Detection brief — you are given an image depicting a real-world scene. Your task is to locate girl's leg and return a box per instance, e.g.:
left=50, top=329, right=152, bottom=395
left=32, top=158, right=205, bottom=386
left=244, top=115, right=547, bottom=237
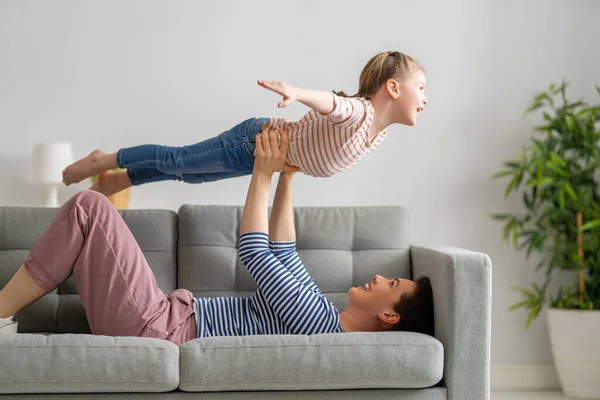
left=63, top=136, right=241, bottom=187
left=90, top=166, right=252, bottom=197
left=116, top=134, right=255, bottom=180
left=63, top=150, right=119, bottom=185
left=64, top=117, right=268, bottom=192
left=0, top=191, right=195, bottom=344
left=64, top=118, right=267, bottom=187
left=63, top=134, right=237, bottom=187
left=116, top=118, right=263, bottom=185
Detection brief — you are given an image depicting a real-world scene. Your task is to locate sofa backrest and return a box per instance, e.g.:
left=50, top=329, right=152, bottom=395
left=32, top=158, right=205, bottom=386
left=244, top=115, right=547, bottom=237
left=0, top=205, right=411, bottom=333
left=0, top=207, right=178, bottom=334
left=177, top=205, right=411, bottom=312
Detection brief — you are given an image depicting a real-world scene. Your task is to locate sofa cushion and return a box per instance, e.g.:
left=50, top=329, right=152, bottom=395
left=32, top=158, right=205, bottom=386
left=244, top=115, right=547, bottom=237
left=0, top=334, right=179, bottom=393
left=179, top=331, right=443, bottom=392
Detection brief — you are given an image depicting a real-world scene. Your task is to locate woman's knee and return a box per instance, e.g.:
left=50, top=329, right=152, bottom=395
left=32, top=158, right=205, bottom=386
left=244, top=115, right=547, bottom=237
left=71, top=190, right=113, bottom=212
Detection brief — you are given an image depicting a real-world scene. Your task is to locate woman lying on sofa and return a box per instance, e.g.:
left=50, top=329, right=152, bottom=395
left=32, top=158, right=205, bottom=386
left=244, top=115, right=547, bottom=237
left=0, top=129, right=434, bottom=343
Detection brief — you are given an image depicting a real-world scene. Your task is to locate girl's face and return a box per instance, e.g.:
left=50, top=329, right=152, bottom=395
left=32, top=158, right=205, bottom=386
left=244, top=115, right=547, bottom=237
left=391, top=68, right=428, bottom=126
left=347, top=274, right=417, bottom=324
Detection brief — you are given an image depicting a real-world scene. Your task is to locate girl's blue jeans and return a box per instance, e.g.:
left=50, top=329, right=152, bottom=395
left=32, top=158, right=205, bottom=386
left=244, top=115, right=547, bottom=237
left=116, top=118, right=269, bottom=185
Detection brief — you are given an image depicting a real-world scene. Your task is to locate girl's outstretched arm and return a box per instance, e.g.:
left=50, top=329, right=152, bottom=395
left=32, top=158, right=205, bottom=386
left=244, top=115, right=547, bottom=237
left=258, top=80, right=334, bottom=115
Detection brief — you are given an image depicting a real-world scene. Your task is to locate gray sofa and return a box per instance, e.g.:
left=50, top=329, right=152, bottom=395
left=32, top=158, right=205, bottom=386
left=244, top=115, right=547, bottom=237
left=0, top=205, right=491, bottom=399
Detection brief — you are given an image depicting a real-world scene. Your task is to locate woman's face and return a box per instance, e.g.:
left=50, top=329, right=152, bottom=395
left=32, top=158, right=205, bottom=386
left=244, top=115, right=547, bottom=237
left=347, top=274, right=417, bottom=318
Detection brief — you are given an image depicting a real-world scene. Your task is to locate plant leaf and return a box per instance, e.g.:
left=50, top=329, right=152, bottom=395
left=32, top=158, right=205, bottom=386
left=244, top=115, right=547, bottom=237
left=579, top=220, right=600, bottom=232
left=509, top=300, right=531, bottom=311
left=492, top=170, right=514, bottom=180
left=564, top=182, right=577, bottom=200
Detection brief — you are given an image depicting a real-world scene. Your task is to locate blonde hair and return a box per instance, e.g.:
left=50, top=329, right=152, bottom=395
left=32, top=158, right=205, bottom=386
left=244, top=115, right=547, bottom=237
left=335, top=51, right=424, bottom=98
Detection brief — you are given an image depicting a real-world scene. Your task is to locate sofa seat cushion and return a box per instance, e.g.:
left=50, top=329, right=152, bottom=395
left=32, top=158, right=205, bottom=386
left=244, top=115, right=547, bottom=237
left=179, top=331, right=443, bottom=392
left=0, top=334, right=179, bottom=393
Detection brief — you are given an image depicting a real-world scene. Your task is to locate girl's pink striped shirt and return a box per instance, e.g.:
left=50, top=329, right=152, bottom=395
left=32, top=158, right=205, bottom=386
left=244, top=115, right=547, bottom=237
left=267, top=93, right=387, bottom=177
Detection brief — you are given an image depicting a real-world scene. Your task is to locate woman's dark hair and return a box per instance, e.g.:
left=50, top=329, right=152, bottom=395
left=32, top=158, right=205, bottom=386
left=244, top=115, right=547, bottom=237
left=392, top=276, right=434, bottom=336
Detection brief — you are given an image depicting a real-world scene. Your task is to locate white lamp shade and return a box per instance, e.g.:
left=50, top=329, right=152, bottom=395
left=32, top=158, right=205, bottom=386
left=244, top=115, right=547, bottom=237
left=31, top=142, right=74, bottom=184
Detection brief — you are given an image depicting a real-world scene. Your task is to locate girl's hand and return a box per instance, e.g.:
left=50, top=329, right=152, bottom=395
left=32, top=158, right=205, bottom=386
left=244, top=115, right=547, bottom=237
left=254, top=130, right=299, bottom=176
left=258, top=80, right=298, bottom=108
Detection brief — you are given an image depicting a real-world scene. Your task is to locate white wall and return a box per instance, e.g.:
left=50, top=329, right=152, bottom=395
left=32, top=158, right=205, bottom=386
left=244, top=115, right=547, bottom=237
left=1, top=0, right=599, bottom=372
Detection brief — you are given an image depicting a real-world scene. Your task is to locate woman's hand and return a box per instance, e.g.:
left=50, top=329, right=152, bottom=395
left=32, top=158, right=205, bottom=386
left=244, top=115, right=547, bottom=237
left=241, top=129, right=291, bottom=235
left=254, top=129, right=288, bottom=176
left=254, top=129, right=299, bottom=176
left=258, top=80, right=298, bottom=108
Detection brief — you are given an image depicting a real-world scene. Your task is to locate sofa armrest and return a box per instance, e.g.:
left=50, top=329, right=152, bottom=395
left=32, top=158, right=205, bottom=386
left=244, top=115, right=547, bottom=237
left=410, top=245, right=492, bottom=400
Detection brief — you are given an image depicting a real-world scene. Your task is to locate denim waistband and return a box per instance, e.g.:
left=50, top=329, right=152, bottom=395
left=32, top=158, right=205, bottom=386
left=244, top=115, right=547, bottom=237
left=247, top=117, right=271, bottom=141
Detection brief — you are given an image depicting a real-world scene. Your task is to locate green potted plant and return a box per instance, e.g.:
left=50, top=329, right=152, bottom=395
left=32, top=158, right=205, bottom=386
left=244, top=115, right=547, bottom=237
left=492, top=81, right=600, bottom=399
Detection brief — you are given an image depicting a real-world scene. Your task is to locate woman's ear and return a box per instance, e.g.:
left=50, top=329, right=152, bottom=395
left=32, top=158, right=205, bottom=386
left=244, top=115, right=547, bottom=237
left=378, top=310, right=400, bottom=326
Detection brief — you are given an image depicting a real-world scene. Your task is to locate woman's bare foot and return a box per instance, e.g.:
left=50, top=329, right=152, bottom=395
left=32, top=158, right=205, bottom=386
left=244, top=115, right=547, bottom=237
left=62, top=150, right=118, bottom=185
left=90, top=170, right=132, bottom=197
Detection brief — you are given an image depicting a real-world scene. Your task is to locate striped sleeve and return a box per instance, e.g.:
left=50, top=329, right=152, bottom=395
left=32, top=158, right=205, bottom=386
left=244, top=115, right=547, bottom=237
left=323, top=93, right=368, bottom=128
left=268, top=240, right=319, bottom=292
left=239, top=232, right=341, bottom=335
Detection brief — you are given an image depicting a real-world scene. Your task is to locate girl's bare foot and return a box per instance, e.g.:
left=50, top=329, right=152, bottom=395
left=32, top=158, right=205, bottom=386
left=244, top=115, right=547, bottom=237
left=62, top=150, right=118, bottom=185
left=90, top=170, right=132, bottom=197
